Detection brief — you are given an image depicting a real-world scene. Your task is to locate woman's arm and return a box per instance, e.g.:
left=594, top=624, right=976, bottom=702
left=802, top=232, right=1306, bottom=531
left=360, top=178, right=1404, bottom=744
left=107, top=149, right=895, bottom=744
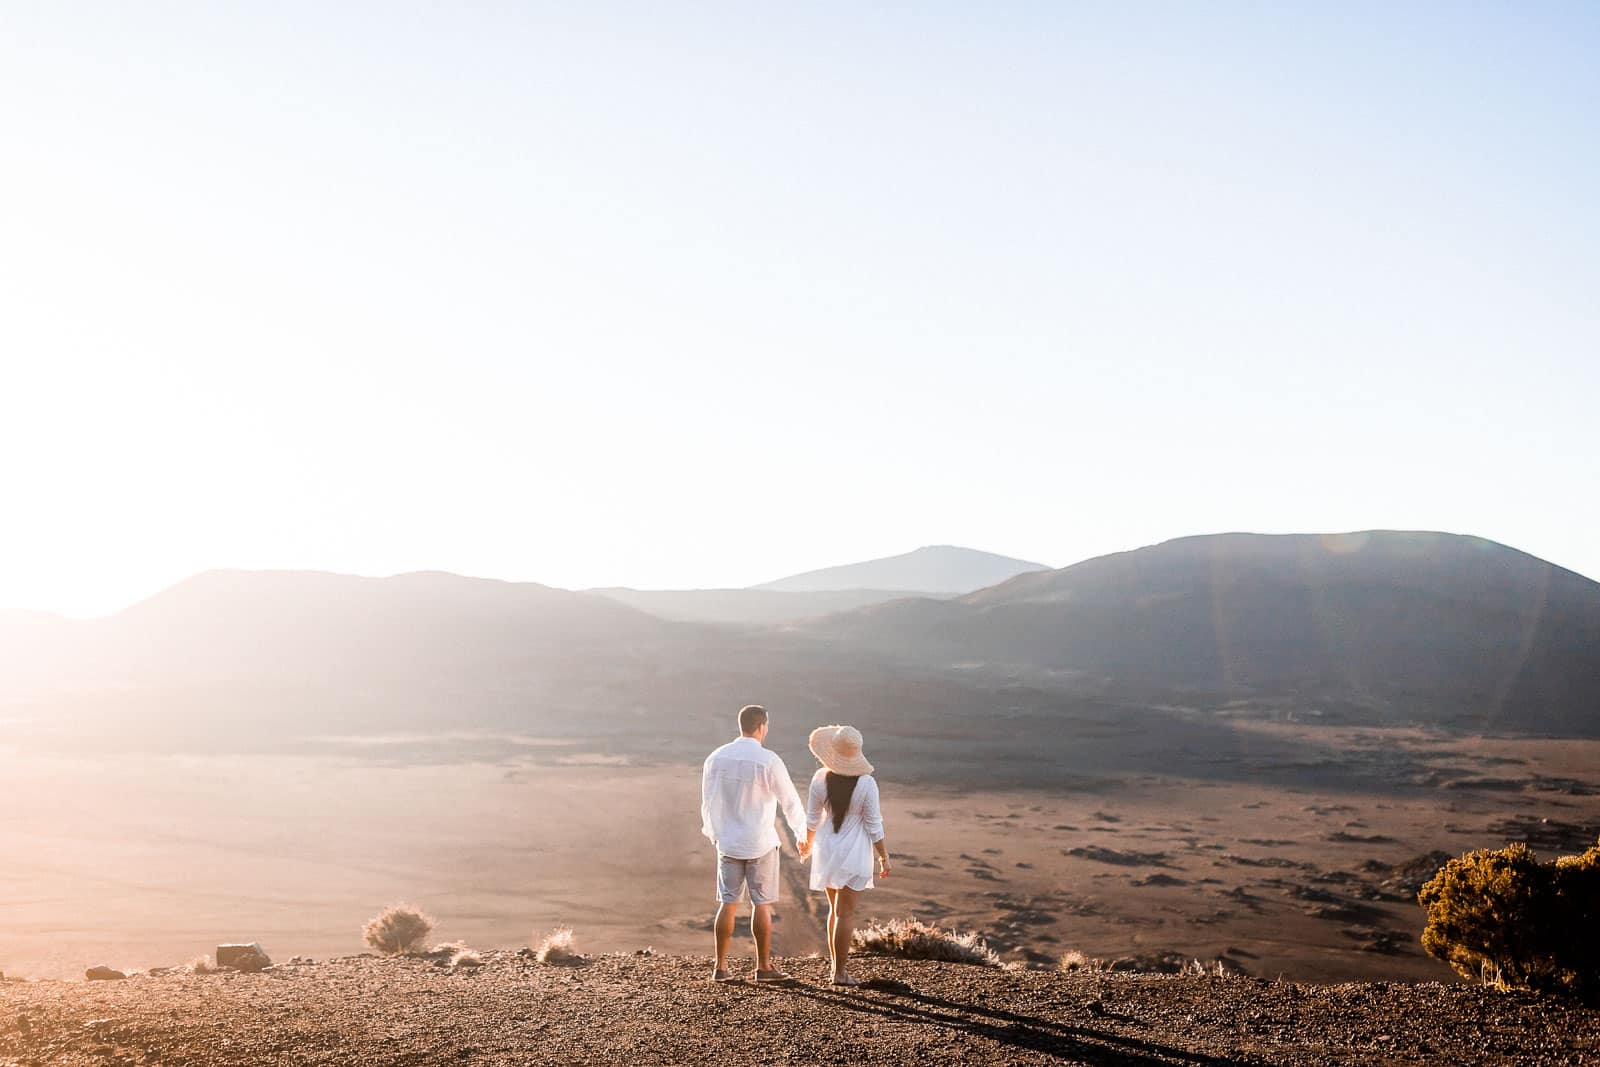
left=799, top=771, right=826, bottom=859
left=863, top=777, right=889, bottom=876
left=805, top=770, right=827, bottom=830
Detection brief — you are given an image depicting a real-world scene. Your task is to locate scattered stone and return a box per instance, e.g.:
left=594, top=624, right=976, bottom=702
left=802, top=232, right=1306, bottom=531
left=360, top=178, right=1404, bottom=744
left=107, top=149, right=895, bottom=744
left=217, top=944, right=271, bottom=970
left=1440, top=777, right=1528, bottom=791
left=237, top=950, right=272, bottom=973
left=1324, top=832, right=1395, bottom=844
left=1132, top=873, right=1187, bottom=887
left=85, top=966, right=126, bottom=981
left=1220, top=853, right=1303, bottom=869
left=1341, top=926, right=1406, bottom=954
left=1529, top=776, right=1600, bottom=796
left=1373, top=851, right=1453, bottom=899
left=1063, top=846, right=1171, bottom=867
left=1486, top=814, right=1600, bottom=852
left=1287, top=885, right=1339, bottom=902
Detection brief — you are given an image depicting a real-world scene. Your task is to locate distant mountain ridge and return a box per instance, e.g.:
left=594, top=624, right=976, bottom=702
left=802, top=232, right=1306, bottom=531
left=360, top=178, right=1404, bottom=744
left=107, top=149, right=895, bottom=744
left=591, top=545, right=1048, bottom=624
left=810, top=531, right=1600, bottom=733
left=588, top=586, right=925, bottom=625
left=756, top=545, right=1049, bottom=594
left=4, top=532, right=1597, bottom=757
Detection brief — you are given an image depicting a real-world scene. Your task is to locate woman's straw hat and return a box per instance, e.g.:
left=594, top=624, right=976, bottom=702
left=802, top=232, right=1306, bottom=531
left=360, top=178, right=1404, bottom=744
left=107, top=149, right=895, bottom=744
left=808, top=724, right=874, bottom=777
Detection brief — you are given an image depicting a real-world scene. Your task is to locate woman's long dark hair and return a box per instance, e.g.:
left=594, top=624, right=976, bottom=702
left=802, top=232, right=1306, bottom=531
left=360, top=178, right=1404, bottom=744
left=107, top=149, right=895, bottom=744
left=824, top=772, right=860, bottom=833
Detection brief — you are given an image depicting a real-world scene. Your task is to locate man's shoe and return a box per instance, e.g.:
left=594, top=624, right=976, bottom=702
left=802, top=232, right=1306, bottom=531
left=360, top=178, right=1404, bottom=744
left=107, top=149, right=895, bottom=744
left=711, top=968, right=735, bottom=982
left=753, top=968, right=794, bottom=983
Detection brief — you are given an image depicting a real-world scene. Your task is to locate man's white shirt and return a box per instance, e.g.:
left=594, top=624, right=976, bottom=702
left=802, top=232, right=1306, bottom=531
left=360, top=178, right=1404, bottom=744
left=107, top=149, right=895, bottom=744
left=700, top=736, right=808, bottom=859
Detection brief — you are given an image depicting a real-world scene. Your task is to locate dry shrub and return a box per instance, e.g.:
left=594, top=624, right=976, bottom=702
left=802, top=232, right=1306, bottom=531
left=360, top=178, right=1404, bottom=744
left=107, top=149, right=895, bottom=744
left=363, top=904, right=434, bottom=956
left=534, top=927, right=579, bottom=965
left=1059, top=949, right=1095, bottom=972
left=1418, top=837, right=1600, bottom=1000
left=435, top=940, right=483, bottom=966
left=1060, top=950, right=1243, bottom=976
left=851, top=917, right=1000, bottom=967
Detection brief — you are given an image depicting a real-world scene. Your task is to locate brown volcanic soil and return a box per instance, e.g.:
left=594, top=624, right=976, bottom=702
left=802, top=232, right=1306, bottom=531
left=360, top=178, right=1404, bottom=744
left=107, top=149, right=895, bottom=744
left=4, top=953, right=1599, bottom=1066
left=6, top=729, right=1600, bottom=984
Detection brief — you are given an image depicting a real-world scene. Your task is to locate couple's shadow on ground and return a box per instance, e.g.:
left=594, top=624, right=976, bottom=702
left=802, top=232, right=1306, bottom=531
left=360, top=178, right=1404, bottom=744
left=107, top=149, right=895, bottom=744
left=752, top=977, right=1248, bottom=1066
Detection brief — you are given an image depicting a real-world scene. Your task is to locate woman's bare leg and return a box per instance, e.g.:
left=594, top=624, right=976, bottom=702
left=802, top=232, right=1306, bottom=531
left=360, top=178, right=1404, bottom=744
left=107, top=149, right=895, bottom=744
left=824, top=888, right=839, bottom=975
left=830, top=887, right=859, bottom=983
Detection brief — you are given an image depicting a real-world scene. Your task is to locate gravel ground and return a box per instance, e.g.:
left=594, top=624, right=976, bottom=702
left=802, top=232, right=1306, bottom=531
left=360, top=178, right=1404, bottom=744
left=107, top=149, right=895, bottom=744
left=3, top=953, right=1598, bottom=1066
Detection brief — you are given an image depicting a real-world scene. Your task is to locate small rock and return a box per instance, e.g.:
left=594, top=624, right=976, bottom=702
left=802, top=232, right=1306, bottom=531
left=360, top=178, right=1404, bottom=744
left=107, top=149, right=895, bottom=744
left=233, top=951, right=271, bottom=973
left=217, top=943, right=271, bottom=970
left=85, top=966, right=127, bottom=981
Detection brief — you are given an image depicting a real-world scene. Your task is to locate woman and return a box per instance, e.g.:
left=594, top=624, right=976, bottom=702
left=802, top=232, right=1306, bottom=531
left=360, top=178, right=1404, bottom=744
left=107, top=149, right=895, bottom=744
left=799, top=724, right=891, bottom=987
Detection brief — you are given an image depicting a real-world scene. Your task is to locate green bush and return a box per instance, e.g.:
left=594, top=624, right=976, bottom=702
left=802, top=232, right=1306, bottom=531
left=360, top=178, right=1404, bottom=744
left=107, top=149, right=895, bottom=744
left=1418, top=836, right=1600, bottom=999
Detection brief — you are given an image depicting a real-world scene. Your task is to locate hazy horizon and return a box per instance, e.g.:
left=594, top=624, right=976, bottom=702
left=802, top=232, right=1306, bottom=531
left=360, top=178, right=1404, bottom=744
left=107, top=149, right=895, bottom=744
left=5, top=2, right=1597, bottom=616
left=12, top=528, right=1600, bottom=620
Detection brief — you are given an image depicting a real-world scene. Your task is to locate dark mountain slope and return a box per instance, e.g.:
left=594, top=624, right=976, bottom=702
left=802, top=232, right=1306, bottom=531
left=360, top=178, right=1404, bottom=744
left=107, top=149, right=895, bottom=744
left=811, top=531, right=1600, bottom=732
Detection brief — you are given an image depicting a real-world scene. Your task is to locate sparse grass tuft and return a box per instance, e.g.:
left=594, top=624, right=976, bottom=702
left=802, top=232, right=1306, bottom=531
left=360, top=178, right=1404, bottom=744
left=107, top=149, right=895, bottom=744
left=534, top=926, right=580, bottom=965
left=1060, top=950, right=1245, bottom=976
left=446, top=944, right=482, bottom=969
left=363, top=904, right=434, bottom=956
left=1185, top=958, right=1230, bottom=977
left=851, top=917, right=1001, bottom=967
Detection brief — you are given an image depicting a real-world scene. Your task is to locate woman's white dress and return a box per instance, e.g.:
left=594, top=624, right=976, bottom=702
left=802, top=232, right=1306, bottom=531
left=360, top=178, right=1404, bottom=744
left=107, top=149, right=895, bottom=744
left=807, top=770, right=884, bottom=891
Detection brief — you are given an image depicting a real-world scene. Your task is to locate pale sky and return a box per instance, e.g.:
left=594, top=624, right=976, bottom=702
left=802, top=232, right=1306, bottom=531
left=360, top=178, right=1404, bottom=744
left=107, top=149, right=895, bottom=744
left=3, top=2, right=1597, bottom=617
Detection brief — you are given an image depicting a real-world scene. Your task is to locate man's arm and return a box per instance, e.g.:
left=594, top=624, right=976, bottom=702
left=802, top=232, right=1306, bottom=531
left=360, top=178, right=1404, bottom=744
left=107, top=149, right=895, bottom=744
left=769, top=755, right=808, bottom=842
left=700, top=757, right=717, bottom=844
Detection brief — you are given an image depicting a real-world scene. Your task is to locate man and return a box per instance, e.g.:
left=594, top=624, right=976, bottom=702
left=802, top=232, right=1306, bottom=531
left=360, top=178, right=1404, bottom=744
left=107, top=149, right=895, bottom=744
left=700, top=703, right=807, bottom=982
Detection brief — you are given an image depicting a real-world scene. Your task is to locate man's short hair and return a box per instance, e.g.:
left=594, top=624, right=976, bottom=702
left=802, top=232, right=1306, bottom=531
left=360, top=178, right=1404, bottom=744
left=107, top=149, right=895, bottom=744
left=738, top=704, right=768, bottom=735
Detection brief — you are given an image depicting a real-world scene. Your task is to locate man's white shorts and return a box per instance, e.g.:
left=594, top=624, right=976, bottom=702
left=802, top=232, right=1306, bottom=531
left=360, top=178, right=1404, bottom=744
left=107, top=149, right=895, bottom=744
left=717, top=848, right=780, bottom=905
